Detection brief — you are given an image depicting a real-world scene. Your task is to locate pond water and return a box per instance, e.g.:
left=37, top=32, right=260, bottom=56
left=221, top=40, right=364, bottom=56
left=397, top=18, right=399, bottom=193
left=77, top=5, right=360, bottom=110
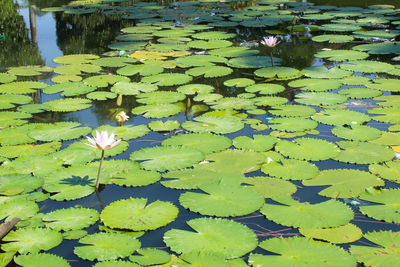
left=1, top=0, right=400, bottom=266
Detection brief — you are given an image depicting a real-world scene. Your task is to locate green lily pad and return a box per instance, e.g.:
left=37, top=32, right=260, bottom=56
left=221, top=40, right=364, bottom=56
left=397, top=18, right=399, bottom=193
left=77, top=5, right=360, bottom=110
left=254, top=66, right=301, bottom=80
left=182, top=115, right=244, bottom=134
left=245, top=83, right=285, bottom=94
left=233, top=134, right=276, bottom=151
left=14, top=253, right=71, bottom=267
left=353, top=42, right=400, bottom=55
left=302, top=66, right=352, bottom=79
left=268, top=104, right=316, bottom=117
left=192, top=31, right=235, bottom=40
left=315, top=49, right=369, bottom=61
left=299, top=223, right=362, bottom=244
left=129, top=248, right=171, bottom=266
left=0, top=199, right=39, bottom=221
left=288, top=78, right=342, bottom=92
left=92, top=56, right=137, bottom=67
left=43, top=207, right=99, bottom=231
left=0, top=73, right=16, bottom=83
left=28, top=122, right=91, bottom=142
left=335, top=141, right=395, bottom=164
left=312, top=34, right=354, bottom=43
left=0, top=94, right=32, bottom=110
left=136, top=91, right=185, bottom=105
left=2, top=227, right=62, bottom=254
left=100, top=198, right=179, bottom=231
left=142, top=73, right=192, bottom=86
left=339, top=60, right=394, bottom=73
left=111, top=82, right=158, bottom=95
left=117, top=63, right=164, bottom=77
left=87, top=91, right=117, bottom=100
left=179, top=180, right=264, bottom=217
left=0, top=81, right=48, bottom=94
left=275, top=138, right=340, bottom=161
left=162, top=133, right=231, bottom=154
left=54, top=63, right=101, bottom=75
left=132, top=103, right=184, bottom=118
left=261, top=196, right=354, bottom=228
left=188, top=39, right=232, bottom=49
left=331, top=125, right=381, bottom=141
left=209, top=47, right=258, bottom=58
left=176, top=55, right=227, bottom=67
left=44, top=98, right=92, bottom=112
left=84, top=74, right=130, bottom=88
left=7, top=65, right=53, bottom=76
left=176, top=84, right=214, bottom=95
left=303, top=169, right=384, bottom=198
left=358, top=188, right=400, bottom=224
left=337, top=88, right=381, bottom=99
left=0, top=174, right=43, bottom=195
left=53, top=54, right=99, bottom=64
left=224, top=78, right=255, bottom=87
left=148, top=120, right=180, bottom=132
left=228, top=56, right=280, bottom=68
left=242, top=176, right=297, bottom=198
left=261, top=158, right=319, bottom=180
left=295, top=92, right=348, bottom=106
left=163, top=217, right=257, bottom=259
left=369, top=160, right=400, bottom=183
left=249, top=236, right=356, bottom=266
left=186, top=66, right=233, bottom=78
left=312, top=109, right=370, bottom=126
left=0, top=111, right=31, bottom=127
left=131, top=146, right=204, bottom=172
left=350, top=230, right=400, bottom=267
left=74, top=232, right=141, bottom=261
left=268, top=117, right=318, bottom=132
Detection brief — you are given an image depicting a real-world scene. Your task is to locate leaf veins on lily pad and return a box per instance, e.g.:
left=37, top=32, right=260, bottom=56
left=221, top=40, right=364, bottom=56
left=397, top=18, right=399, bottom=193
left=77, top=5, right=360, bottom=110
left=182, top=115, right=244, bottom=134
left=163, top=217, right=257, bottom=259
left=299, top=223, right=363, bottom=244
left=261, top=195, right=354, bottom=228
left=303, top=169, right=384, bottom=198
left=249, top=236, right=356, bottom=266
left=334, top=141, right=395, bottom=164
left=179, top=180, right=264, bottom=217
left=43, top=207, right=99, bottom=231
left=275, top=138, right=340, bottom=161
left=74, top=232, right=141, bottom=261
left=350, top=230, right=400, bottom=267
left=130, top=146, right=204, bottom=172
left=14, top=253, right=71, bottom=267
left=100, top=198, right=178, bottom=231
left=162, top=133, right=232, bottom=154
left=261, top=158, right=319, bottom=180
left=358, top=188, right=400, bottom=224
left=1, top=227, right=62, bottom=254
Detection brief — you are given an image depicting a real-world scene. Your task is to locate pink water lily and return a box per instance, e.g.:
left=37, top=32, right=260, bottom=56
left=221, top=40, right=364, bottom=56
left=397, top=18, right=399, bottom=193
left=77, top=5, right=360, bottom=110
left=86, top=131, right=121, bottom=190
left=86, top=131, right=121, bottom=151
left=261, top=36, right=280, bottom=47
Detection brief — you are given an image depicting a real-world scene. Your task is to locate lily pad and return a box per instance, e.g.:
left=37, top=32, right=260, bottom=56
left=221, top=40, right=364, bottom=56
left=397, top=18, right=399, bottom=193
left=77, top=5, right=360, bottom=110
left=130, top=146, right=204, bottom=172
left=272, top=137, right=333, bottom=161
left=260, top=196, right=354, bottom=228
left=358, top=189, right=400, bottom=224
left=100, top=198, right=179, bottom=231
left=43, top=207, right=99, bottom=231
left=179, top=180, right=264, bottom=217
left=74, top=232, right=141, bottom=261
left=261, top=158, right=319, bottom=180
left=163, top=217, right=257, bottom=259
left=303, top=169, right=384, bottom=198
left=311, top=109, right=370, bottom=126
left=334, top=141, right=395, bottom=164
left=2, top=227, right=62, bottom=254
left=14, top=253, right=71, bottom=267
left=249, top=236, right=356, bottom=266
left=182, top=115, right=244, bottom=134
left=162, top=133, right=231, bottom=154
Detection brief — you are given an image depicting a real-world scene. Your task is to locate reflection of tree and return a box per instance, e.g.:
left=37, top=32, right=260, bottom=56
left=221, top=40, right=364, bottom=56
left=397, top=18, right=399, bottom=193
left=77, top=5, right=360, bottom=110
left=0, top=0, right=43, bottom=70
left=55, top=12, right=130, bottom=55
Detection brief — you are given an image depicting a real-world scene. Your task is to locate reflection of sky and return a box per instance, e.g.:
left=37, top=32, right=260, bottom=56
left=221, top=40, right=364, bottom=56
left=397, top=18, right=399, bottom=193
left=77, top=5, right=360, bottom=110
left=18, top=7, right=63, bottom=68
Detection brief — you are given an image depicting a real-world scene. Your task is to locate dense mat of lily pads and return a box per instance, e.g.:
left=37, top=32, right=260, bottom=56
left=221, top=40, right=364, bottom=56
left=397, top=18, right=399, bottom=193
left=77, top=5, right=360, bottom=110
left=1, top=0, right=400, bottom=266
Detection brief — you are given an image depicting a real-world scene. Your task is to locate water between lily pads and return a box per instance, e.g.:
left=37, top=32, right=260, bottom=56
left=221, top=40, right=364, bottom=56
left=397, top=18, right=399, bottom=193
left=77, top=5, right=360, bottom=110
left=2, top=0, right=400, bottom=265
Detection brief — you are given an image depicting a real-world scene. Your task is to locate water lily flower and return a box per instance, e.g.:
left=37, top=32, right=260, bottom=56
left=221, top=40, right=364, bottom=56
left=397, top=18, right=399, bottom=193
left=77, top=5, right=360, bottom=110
left=261, top=36, right=280, bottom=47
left=115, top=111, right=129, bottom=124
left=261, top=36, right=280, bottom=67
left=86, top=131, right=121, bottom=151
left=86, top=131, right=121, bottom=190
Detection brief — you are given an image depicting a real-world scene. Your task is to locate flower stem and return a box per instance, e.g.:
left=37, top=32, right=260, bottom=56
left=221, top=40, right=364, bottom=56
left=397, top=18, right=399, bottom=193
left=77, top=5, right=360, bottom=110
left=95, top=150, right=105, bottom=191
left=270, top=51, right=274, bottom=67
